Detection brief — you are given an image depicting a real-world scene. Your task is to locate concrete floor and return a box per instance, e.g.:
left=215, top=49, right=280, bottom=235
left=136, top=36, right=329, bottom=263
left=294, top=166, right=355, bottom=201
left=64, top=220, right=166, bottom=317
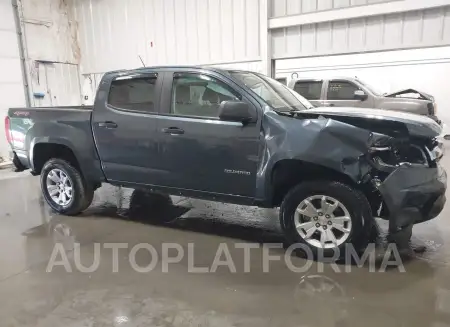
left=1, top=159, right=450, bottom=327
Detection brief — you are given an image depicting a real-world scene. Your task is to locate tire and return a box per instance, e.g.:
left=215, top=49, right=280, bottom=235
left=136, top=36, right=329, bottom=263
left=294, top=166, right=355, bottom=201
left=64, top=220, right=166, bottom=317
left=279, top=180, right=373, bottom=258
left=40, top=158, right=94, bottom=215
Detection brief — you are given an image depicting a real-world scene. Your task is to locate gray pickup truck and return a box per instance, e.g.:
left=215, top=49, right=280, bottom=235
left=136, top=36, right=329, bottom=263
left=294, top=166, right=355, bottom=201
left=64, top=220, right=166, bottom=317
left=288, top=76, right=441, bottom=124
left=6, top=66, right=446, bottom=255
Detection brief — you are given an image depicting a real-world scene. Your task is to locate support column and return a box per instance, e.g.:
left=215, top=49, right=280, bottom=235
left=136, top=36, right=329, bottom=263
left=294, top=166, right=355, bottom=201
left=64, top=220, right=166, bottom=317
left=259, top=0, right=274, bottom=77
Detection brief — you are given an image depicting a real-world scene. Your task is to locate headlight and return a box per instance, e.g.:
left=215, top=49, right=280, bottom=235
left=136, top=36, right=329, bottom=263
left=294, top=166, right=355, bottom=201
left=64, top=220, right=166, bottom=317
left=426, top=139, right=444, bottom=162
left=368, top=143, right=429, bottom=173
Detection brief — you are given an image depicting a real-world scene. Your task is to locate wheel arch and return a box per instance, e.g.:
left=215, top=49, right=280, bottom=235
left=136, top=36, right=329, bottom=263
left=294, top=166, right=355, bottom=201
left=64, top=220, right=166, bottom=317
left=31, top=139, right=81, bottom=174
left=269, top=159, right=362, bottom=207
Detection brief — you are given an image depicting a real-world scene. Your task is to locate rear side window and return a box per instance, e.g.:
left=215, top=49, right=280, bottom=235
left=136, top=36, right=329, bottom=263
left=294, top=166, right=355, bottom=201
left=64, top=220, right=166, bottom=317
left=327, top=81, right=359, bottom=100
left=171, top=74, right=240, bottom=118
left=293, top=81, right=322, bottom=100
left=108, top=75, right=157, bottom=112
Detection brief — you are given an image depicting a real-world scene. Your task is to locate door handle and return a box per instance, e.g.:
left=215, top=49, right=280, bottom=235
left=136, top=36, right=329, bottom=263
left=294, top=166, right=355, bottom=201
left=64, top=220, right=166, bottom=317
left=323, top=103, right=335, bottom=107
left=162, top=127, right=184, bottom=135
left=98, top=121, right=118, bottom=129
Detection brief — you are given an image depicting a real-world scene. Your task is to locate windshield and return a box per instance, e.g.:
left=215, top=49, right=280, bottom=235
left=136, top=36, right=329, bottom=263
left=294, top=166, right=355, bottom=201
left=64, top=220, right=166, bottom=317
left=356, top=79, right=383, bottom=97
left=230, top=71, right=314, bottom=111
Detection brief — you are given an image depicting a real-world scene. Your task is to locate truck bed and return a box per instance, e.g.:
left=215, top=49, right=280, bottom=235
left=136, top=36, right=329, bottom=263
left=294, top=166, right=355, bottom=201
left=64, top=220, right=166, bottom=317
left=7, top=105, right=100, bottom=180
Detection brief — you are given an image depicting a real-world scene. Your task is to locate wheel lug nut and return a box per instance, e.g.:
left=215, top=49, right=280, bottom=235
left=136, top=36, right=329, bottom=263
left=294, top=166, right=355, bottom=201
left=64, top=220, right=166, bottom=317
left=327, top=221, right=332, bottom=225
left=325, top=215, right=330, bottom=218
left=315, top=223, right=320, bottom=228
left=313, top=216, right=318, bottom=221
left=318, top=212, right=323, bottom=216
left=323, top=225, right=327, bottom=230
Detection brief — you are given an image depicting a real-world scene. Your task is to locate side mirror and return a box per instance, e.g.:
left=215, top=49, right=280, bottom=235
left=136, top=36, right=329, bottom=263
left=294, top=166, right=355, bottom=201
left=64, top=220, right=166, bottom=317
left=219, top=101, right=255, bottom=124
left=354, top=90, right=368, bottom=101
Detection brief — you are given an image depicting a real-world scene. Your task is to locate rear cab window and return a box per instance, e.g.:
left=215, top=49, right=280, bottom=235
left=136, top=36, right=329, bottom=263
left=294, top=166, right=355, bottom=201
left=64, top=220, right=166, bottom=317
left=293, top=80, right=322, bottom=100
left=108, top=73, right=158, bottom=112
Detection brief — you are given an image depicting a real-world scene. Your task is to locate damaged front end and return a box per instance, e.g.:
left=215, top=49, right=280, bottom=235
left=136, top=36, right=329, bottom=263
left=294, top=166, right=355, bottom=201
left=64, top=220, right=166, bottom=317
left=297, top=107, right=447, bottom=228
left=365, top=134, right=446, bottom=228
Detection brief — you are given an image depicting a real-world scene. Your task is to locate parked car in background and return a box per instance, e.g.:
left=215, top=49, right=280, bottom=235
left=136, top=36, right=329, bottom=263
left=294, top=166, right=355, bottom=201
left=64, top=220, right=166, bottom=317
left=6, top=67, right=446, bottom=256
left=288, top=76, right=441, bottom=124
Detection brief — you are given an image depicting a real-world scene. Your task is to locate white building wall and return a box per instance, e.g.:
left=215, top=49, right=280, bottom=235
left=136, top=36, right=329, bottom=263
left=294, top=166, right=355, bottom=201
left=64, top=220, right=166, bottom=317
left=0, top=0, right=26, bottom=161
left=73, top=0, right=261, bottom=75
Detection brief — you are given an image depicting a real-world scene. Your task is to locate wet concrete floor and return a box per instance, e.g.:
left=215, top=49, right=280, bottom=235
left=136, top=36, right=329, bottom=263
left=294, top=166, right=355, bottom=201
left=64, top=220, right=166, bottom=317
left=1, top=158, right=450, bottom=326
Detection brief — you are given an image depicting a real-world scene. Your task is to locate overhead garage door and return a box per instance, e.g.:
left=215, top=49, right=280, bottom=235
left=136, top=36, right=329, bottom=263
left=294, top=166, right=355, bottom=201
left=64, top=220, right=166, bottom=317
left=276, top=47, right=450, bottom=126
left=271, top=2, right=450, bottom=127
left=0, top=0, right=26, bottom=161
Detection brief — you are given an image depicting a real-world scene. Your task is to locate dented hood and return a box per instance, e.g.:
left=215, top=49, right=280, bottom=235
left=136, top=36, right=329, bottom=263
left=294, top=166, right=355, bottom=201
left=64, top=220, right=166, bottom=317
left=384, top=88, right=434, bottom=101
left=304, top=107, right=442, bottom=138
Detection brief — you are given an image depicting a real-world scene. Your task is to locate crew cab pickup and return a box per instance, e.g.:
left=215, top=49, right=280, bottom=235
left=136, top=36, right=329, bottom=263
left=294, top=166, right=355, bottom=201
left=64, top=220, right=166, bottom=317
left=288, top=76, right=441, bottom=124
left=6, top=66, right=447, bottom=255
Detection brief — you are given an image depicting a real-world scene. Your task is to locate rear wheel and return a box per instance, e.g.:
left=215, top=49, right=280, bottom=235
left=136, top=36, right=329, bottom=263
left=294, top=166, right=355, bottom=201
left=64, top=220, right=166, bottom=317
left=280, top=180, right=373, bottom=257
left=41, top=159, right=94, bottom=215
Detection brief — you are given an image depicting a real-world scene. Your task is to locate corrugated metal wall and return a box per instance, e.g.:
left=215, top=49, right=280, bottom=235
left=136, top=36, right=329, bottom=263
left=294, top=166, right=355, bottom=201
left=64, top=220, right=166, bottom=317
left=271, top=6, right=450, bottom=59
left=73, top=0, right=261, bottom=75
left=271, top=0, right=395, bottom=17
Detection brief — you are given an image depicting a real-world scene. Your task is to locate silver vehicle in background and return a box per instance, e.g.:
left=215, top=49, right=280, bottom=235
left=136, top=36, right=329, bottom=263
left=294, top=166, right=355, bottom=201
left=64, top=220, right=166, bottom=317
left=288, top=76, right=440, bottom=125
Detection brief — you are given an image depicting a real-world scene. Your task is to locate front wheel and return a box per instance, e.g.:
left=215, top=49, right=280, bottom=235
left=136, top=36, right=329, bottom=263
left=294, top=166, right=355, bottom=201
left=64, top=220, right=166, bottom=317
left=279, top=181, right=373, bottom=257
left=41, top=159, right=94, bottom=215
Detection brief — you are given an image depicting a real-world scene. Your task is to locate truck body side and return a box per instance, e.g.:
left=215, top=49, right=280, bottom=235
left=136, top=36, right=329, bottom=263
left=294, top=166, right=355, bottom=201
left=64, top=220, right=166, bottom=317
left=8, top=107, right=104, bottom=188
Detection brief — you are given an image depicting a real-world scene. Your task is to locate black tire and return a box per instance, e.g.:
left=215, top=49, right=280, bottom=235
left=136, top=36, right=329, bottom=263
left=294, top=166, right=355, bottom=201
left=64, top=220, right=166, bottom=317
left=40, top=158, right=94, bottom=216
left=280, top=180, right=373, bottom=258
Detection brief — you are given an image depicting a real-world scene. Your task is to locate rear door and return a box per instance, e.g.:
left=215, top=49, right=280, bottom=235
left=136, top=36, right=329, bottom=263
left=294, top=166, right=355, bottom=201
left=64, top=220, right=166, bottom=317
left=155, top=70, right=261, bottom=198
left=92, top=71, right=163, bottom=185
left=291, top=79, right=324, bottom=107
left=324, top=79, right=373, bottom=108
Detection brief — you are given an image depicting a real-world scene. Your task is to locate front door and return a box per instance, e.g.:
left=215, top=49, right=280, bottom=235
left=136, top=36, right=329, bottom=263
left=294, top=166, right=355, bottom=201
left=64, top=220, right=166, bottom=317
left=156, top=71, right=261, bottom=198
left=324, top=79, right=374, bottom=108
left=91, top=72, right=163, bottom=185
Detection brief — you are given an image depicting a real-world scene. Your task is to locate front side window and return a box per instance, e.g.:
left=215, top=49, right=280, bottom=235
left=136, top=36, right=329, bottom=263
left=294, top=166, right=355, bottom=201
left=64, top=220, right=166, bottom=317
left=172, top=74, right=240, bottom=118
left=294, top=81, right=322, bottom=100
left=108, top=75, right=157, bottom=112
left=327, top=81, right=360, bottom=100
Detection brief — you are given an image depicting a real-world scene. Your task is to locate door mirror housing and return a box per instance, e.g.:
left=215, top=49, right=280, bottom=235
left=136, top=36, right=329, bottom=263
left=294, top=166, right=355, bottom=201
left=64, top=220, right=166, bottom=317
left=354, top=90, right=368, bottom=101
left=219, top=101, right=255, bottom=124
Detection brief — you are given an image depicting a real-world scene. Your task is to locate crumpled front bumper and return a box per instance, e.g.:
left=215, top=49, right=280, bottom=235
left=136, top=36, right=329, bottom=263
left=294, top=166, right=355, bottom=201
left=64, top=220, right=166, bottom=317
left=378, top=163, right=447, bottom=228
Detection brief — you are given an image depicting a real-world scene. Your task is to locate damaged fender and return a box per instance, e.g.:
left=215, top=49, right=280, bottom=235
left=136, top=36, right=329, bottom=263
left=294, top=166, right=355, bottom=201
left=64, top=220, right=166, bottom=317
left=255, top=111, right=386, bottom=202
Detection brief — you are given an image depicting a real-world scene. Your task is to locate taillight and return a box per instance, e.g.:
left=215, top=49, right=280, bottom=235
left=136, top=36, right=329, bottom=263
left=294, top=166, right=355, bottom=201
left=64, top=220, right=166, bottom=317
left=4, top=116, right=11, bottom=144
